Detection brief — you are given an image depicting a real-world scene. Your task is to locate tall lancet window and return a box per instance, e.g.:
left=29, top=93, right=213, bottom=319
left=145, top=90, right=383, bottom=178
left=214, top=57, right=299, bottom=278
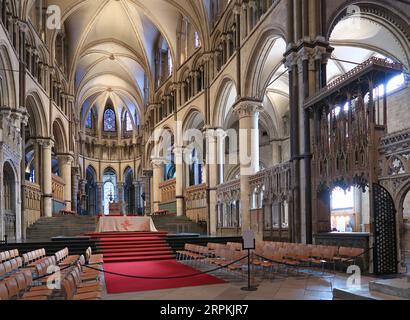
left=125, top=112, right=133, bottom=132
left=86, top=110, right=94, bottom=129
left=103, top=107, right=116, bottom=132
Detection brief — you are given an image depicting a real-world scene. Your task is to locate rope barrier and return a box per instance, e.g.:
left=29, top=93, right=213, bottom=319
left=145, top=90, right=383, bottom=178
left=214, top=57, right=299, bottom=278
left=82, top=256, right=249, bottom=280
left=27, top=247, right=375, bottom=283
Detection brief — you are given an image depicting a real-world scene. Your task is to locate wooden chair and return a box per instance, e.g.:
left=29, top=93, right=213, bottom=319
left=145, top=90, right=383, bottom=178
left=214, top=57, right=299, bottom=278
left=0, top=282, right=8, bottom=300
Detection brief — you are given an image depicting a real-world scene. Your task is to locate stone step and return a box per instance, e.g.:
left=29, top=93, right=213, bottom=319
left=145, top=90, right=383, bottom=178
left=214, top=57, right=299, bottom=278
left=332, top=287, right=407, bottom=300
left=26, top=216, right=98, bottom=242
left=369, top=278, right=410, bottom=299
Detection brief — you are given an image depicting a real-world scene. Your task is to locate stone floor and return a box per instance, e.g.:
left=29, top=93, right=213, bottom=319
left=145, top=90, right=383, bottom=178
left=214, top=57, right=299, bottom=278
left=101, top=261, right=381, bottom=300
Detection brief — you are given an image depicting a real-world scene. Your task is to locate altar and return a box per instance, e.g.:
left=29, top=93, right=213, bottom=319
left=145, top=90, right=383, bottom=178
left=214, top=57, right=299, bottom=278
left=96, top=216, right=158, bottom=233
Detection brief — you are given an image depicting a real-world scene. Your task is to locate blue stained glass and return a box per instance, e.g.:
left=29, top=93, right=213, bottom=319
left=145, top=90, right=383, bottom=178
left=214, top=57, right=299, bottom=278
left=104, top=108, right=116, bottom=132
left=86, top=111, right=92, bottom=129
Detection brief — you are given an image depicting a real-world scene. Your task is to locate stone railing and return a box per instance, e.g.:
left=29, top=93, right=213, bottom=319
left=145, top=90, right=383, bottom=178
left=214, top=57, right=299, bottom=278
left=249, top=162, right=291, bottom=197
left=216, top=178, right=240, bottom=203
left=23, top=182, right=42, bottom=228
left=52, top=175, right=65, bottom=202
left=159, top=178, right=176, bottom=203
left=185, top=183, right=207, bottom=223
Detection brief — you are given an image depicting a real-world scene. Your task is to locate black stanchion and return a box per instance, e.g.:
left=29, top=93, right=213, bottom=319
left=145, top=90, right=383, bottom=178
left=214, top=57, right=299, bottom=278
left=241, top=230, right=258, bottom=292
left=241, top=248, right=258, bottom=292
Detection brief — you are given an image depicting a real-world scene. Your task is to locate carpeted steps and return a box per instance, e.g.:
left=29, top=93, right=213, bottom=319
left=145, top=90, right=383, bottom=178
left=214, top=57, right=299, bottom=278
left=86, top=231, right=175, bottom=263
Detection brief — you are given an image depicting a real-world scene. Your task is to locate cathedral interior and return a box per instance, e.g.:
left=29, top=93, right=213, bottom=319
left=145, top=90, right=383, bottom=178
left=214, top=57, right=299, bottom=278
left=0, top=0, right=410, bottom=301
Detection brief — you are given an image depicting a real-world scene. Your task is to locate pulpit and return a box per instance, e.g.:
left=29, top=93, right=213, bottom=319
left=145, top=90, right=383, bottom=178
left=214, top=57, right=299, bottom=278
left=109, top=202, right=121, bottom=215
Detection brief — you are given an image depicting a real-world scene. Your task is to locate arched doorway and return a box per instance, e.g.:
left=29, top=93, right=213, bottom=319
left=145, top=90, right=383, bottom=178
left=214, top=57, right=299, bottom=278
left=85, top=166, right=97, bottom=216
left=103, top=168, right=117, bottom=215
left=3, top=162, right=16, bottom=241
left=123, top=167, right=135, bottom=215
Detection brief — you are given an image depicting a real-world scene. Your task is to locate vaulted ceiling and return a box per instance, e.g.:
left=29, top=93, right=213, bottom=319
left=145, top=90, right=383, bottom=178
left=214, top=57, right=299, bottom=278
left=27, top=0, right=210, bottom=127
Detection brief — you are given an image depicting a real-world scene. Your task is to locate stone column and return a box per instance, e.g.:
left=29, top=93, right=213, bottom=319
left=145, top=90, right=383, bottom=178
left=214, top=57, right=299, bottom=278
left=134, top=180, right=140, bottom=215
left=233, top=99, right=262, bottom=233
left=41, top=139, right=53, bottom=217
left=143, top=170, right=153, bottom=216
left=79, top=179, right=87, bottom=215
left=117, top=182, right=124, bottom=215
left=58, top=155, right=73, bottom=211
left=174, top=146, right=185, bottom=217
left=96, top=182, right=103, bottom=215
left=71, top=168, right=80, bottom=214
left=152, top=159, right=163, bottom=213
left=204, top=127, right=224, bottom=235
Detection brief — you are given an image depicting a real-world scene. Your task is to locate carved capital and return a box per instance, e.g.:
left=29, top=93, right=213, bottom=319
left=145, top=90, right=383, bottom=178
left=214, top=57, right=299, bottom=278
left=233, top=98, right=263, bottom=119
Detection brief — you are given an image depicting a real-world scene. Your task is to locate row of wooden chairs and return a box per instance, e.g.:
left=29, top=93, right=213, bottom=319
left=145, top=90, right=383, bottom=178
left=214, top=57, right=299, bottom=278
left=0, top=257, right=23, bottom=280
left=207, top=247, right=248, bottom=273
left=85, top=247, right=104, bottom=265
left=61, top=256, right=102, bottom=300
left=0, top=267, right=54, bottom=300
left=22, top=249, right=46, bottom=267
left=253, top=241, right=366, bottom=274
left=55, top=248, right=80, bottom=267
left=177, top=243, right=249, bottom=275
left=0, top=250, right=19, bottom=263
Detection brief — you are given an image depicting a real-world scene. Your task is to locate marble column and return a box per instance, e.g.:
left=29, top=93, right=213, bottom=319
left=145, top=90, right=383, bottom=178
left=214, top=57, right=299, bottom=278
left=41, top=139, right=53, bottom=217
left=58, top=155, right=73, bottom=211
left=174, top=146, right=185, bottom=217
left=233, top=99, right=262, bottom=233
left=152, top=159, right=163, bottom=213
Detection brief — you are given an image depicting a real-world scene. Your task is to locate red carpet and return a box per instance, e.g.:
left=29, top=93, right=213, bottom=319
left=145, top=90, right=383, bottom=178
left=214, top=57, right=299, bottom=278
left=85, top=232, right=175, bottom=263
left=104, top=260, right=226, bottom=294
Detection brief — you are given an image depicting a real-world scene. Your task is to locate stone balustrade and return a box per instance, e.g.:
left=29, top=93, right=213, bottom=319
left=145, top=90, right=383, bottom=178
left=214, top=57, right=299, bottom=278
left=23, top=182, right=42, bottom=228
left=159, top=178, right=176, bottom=203
left=52, top=175, right=66, bottom=202
left=185, top=183, right=207, bottom=223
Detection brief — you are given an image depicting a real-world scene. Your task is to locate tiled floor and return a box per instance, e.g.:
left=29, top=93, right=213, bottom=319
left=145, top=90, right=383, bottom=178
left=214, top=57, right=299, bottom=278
left=101, top=261, right=379, bottom=300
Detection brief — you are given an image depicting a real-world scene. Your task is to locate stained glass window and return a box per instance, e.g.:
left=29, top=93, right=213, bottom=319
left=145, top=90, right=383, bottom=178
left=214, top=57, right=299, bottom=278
left=125, top=112, right=133, bottom=132
left=194, top=31, right=201, bottom=48
left=103, top=108, right=116, bottom=132
left=167, top=49, right=173, bottom=75
left=85, top=111, right=93, bottom=129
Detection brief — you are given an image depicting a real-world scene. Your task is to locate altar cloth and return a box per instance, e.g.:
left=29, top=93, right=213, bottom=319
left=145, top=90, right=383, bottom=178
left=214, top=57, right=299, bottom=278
left=96, top=216, right=158, bottom=233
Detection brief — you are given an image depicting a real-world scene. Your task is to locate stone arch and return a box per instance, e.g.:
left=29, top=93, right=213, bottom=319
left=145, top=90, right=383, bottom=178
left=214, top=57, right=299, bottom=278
left=0, top=44, right=17, bottom=108
left=2, top=160, right=19, bottom=241
left=52, top=118, right=68, bottom=154
left=212, top=77, right=238, bottom=128
left=327, top=1, right=410, bottom=70
left=25, top=92, right=47, bottom=137
left=243, top=30, right=287, bottom=99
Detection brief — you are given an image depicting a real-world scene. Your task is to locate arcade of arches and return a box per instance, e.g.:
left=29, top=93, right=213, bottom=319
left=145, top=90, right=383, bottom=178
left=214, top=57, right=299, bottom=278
left=0, top=0, right=409, bottom=275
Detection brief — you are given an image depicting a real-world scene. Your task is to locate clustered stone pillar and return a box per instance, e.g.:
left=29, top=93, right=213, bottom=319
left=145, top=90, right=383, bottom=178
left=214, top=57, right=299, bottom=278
left=205, top=127, right=224, bottom=236
left=143, top=170, right=153, bottom=216
left=233, top=99, right=262, bottom=233
left=58, top=155, right=73, bottom=211
left=96, top=182, right=103, bottom=215
left=117, top=182, right=124, bottom=215
left=152, top=159, right=163, bottom=213
left=41, top=140, right=53, bottom=217
left=174, top=146, right=185, bottom=217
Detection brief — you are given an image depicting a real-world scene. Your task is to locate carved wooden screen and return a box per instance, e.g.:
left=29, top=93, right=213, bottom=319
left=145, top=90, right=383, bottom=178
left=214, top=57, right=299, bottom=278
left=372, top=183, right=398, bottom=275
